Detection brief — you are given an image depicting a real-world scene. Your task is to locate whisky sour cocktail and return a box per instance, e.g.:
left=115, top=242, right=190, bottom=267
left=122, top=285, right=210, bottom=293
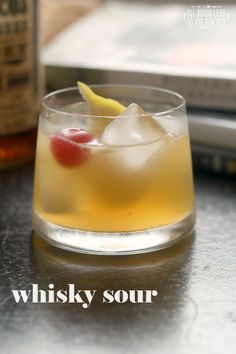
left=33, top=84, right=195, bottom=254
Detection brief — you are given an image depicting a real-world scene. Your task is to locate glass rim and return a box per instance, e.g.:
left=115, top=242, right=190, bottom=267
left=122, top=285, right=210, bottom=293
left=41, top=84, right=186, bottom=118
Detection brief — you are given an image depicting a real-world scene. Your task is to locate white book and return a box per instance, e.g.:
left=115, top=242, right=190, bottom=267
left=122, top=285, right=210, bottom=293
left=188, top=112, right=236, bottom=150
left=43, top=1, right=236, bottom=111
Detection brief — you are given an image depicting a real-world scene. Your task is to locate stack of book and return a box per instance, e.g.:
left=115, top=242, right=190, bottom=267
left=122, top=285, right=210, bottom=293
left=42, top=1, right=236, bottom=176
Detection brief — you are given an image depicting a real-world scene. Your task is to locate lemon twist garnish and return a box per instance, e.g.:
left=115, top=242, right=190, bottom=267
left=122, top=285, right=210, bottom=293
left=78, top=82, right=125, bottom=116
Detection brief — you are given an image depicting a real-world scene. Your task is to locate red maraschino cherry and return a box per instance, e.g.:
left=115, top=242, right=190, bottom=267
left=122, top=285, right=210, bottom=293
left=50, top=128, right=94, bottom=168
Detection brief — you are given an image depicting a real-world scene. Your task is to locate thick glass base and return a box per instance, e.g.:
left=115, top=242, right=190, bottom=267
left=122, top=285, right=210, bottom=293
left=32, top=211, right=195, bottom=255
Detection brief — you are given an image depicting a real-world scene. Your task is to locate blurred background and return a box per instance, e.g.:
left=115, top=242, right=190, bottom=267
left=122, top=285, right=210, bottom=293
left=0, top=3, right=235, bottom=354
left=41, top=0, right=236, bottom=176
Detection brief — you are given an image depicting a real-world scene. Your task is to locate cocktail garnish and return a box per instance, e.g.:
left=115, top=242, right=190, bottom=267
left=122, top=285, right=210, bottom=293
left=78, top=82, right=125, bottom=116
left=50, top=128, right=93, bottom=168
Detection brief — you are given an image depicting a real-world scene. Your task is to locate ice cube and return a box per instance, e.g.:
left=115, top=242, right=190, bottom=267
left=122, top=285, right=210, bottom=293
left=36, top=132, right=76, bottom=213
left=101, top=103, right=168, bottom=169
left=72, top=101, right=90, bottom=115
left=40, top=102, right=90, bottom=135
left=157, top=114, right=187, bottom=136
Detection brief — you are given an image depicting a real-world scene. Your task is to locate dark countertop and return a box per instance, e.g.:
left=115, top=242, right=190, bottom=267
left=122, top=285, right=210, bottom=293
left=0, top=165, right=236, bottom=354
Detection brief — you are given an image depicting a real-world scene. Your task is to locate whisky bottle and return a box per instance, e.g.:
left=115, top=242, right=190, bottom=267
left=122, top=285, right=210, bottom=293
left=0, top=0, right=41, bottom=170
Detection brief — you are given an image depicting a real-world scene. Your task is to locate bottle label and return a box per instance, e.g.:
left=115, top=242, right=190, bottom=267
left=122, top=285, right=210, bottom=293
left=0, top=0, right=39, bottom=135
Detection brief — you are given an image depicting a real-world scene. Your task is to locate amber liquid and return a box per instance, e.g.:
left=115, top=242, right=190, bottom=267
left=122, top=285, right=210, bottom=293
left=34, top=130, right=194, bottom=232
left=0, top=129, right=37, bottom=170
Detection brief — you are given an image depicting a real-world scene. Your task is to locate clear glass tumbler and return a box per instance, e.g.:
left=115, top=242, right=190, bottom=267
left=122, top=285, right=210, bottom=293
left=33, top=85, right=195, bottom=255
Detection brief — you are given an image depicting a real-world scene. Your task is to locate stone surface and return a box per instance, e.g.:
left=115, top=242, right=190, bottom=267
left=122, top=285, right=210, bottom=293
left=0, top=165, right=235, bottom=354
